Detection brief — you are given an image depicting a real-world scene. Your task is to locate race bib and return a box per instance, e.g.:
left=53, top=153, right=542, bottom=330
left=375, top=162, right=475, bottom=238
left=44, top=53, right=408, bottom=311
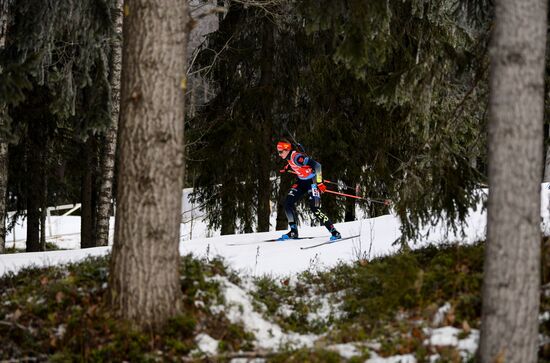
left=311, top=185, right=320, bottom=198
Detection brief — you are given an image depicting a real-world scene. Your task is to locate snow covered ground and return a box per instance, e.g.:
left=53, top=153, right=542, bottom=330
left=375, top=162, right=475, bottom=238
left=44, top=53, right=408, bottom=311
left=1, top=185, right=549, bottom=362
left=1, top=184, right=548, bottom=278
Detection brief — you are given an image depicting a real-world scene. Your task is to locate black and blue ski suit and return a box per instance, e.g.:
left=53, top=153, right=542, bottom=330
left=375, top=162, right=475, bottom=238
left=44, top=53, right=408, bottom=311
left=283, top=151, right=337, bottom=235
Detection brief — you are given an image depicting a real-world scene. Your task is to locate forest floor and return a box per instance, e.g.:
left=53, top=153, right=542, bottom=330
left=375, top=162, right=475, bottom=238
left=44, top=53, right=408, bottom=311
left=1, top=239, right=550, bottom=362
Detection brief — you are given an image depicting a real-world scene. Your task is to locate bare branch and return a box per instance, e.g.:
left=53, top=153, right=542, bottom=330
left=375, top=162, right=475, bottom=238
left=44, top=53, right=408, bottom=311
left=192, top=5, right=227, bottom=20
left=229, top=0, right=288, bottom=21
left=187, top=35, right=234, bottom=77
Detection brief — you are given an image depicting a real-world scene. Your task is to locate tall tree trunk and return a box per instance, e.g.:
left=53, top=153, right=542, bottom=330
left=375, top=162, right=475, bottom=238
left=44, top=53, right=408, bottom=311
left=109, top=0, right=190, bottom=329
left=256, top=19, right=274, bottom=232
left=39, top=172, right=47, bottom=250
left=479, top=0, right=547, bottom=362
left=81, top=137, right=96, bottom=248
left=96, top=0, right=123, bottom=247
left=0, top=4, right=9, bottom=254
left=26, top=120, right=46, bottom=252
left=0, top=141, right=6, bottom=254
left=220, top=179, right=236, bottom=235
left=344, top=198, right=355, bottom=222
left=39, top=130, right=48, bottom=252
left=343, top=179, right=356, bottom=222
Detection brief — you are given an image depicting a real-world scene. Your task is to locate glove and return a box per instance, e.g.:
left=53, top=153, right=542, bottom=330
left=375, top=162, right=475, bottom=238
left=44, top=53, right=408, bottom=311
left=279, top=164, right=290, bottom=174
left=317, top=183, right=327, bottom=193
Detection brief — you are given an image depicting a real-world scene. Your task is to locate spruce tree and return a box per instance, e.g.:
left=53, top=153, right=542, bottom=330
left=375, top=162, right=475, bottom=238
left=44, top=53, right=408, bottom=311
left=0, top=0, right=117, bottom=250
left=190, top=0, right=489, bottom=240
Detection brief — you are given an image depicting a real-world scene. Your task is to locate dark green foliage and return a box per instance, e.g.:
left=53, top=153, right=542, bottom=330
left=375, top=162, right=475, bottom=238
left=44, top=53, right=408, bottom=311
left=1, top=240, right=549, bottom=361
left=180, top=253, right=233, bottom=306
left=268, top=348, right=344, bottom=363
left=188, top=3, right=280, bottom=233
left=0, top=0, right=116, bottom=136
left=251, top=275, right=328, bottom=334
left=0, top=254, right=253, bottom=361
left=314, top=242, right=485, bottom=330
left=0, top=0, right=119, bottom=247
left=190, top=0, right=489, bottom=240
left=251, top=242, right=486, bottom=343
left=298, top=0, right=489, bottom=241
left=246, top=241, right=493, bottom=360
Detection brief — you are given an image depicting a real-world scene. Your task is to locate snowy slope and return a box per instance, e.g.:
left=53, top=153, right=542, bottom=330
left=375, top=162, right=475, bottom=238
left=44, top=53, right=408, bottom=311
left=1, top=185, right=549, bottom=362
left=1, top=184, right=548, bottom=278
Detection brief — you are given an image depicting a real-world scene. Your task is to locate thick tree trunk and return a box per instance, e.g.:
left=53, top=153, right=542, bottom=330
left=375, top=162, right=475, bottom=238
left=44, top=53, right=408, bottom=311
left=256, top=19, right=274, bottom=232
left=479, top=0, right=547, bottom=362
left=96, top=0, right=123, bottom=247
left=109, top=0, right=190, bottom=329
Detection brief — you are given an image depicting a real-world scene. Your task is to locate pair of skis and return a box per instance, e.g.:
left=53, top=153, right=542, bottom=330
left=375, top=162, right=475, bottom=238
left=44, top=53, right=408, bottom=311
left=298, top=234, right=360, bottom=249
left=226, top=234, right=360, bottom=250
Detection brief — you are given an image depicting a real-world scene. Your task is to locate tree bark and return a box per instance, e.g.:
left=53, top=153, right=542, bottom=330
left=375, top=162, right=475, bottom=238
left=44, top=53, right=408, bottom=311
left=479, top=0, right=547, bottom=362
left=96, top=0, right=123, bottom=247
left=109, top=0, right=190, bottom=329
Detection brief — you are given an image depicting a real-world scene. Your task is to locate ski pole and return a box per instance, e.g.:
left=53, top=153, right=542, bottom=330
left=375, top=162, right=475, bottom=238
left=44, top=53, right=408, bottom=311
left=279, top=169, right=391, bottom=205
left=323, top=179, right=357, bottom=192
left=323, top=189, right=391, bottom=205
left=282, top=170, right=360, bottom=193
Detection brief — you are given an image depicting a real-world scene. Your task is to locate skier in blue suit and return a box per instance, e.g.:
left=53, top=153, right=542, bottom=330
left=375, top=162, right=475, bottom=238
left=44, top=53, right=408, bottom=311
left=276, top=140, right=341, bottom=241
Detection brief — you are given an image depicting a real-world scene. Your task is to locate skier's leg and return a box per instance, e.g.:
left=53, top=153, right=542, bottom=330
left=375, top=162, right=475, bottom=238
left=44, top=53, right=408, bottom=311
left=282, top=183, right=307, bottom=238
left=308, top=186, right=341, bottom=240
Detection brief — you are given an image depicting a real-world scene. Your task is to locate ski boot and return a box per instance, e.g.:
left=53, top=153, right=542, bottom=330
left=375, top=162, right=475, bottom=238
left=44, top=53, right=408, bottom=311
left=279, top=224, right=299, bottom=241
left=329, top=229, right=342, bottom=242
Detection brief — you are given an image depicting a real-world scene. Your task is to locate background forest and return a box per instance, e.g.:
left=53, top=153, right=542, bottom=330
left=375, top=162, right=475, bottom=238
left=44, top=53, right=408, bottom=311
left=0, top=0, right=499, bottom=253
left=0, top=0, right=549, bottom=362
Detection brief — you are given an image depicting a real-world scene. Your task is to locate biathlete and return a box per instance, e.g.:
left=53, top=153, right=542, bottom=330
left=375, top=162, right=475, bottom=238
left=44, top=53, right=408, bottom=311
left=276, top=140, right=341, bottom=241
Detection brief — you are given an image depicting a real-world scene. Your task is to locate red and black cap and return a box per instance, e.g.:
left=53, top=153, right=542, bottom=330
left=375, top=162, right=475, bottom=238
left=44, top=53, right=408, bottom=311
left=276, top=141, right=292, bottom=152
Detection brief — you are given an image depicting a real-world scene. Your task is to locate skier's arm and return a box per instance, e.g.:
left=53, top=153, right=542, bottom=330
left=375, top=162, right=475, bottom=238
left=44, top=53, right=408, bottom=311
left=306, top=158, right=323, bottom=184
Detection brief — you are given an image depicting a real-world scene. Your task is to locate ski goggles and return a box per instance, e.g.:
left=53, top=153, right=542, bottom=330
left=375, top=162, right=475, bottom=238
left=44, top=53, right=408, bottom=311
left=276, top=141, right=292, bottom=152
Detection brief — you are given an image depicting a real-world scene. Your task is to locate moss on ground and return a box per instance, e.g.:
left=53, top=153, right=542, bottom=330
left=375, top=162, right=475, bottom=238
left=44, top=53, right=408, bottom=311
left=0, top=254, right=252, bottom=362
left=1, top=239, right=549, bottom=361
